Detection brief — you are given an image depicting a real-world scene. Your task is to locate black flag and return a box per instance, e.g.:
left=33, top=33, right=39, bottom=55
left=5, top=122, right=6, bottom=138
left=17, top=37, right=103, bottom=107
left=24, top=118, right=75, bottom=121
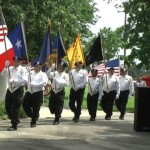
left=85, top=34, right=103, bottom=66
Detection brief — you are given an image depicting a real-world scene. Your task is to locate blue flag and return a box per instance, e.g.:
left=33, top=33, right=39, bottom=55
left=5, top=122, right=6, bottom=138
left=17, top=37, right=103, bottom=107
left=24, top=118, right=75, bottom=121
left=8, top=23, right=26, bottom=58
left=106, top=58, right=120, bottom=68
left=53, top=31, right=66, bottom=66
left=39, top=31, right=52, bottom=64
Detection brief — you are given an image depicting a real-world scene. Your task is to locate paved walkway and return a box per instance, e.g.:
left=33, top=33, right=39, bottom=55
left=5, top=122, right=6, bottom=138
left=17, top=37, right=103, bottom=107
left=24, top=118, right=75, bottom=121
left=0, top=106, right=150, bottom=150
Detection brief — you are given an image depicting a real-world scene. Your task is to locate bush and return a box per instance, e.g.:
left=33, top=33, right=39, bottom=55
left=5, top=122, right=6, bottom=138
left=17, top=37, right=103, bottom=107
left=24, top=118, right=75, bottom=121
left=0, top=101, right=7, bottom=120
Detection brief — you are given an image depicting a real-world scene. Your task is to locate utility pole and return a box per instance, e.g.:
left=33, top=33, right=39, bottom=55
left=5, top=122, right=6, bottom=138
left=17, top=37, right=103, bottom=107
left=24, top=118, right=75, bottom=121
left=118, top=10, right=127, bottom=68
left=123, top=11, right=127, bottom=68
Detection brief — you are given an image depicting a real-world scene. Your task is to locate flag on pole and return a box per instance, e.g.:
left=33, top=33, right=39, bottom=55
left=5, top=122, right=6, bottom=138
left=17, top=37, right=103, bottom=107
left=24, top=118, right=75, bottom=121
left=39, top=31, right=52, bottom=64
left=67, top=34, right=86, bottom=69
left=39, top=20, right=52, bottom=64
left=0, top=15, right=7, bottom=42
left=0, top=8, right=14, bottom=72
left=66, top=42, right=75, bottom=62
left=8, top=23, right=27, bottom=59
left=85, top=34, right=104, bottom=66
left=53, top=31, right=66, bottom=66
left=89, top=58, right=120, bottom=77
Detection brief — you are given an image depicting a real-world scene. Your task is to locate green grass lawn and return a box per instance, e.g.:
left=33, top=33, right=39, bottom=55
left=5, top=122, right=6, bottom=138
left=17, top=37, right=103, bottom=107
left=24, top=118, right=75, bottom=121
left=44, top=86, right=135, bottom=113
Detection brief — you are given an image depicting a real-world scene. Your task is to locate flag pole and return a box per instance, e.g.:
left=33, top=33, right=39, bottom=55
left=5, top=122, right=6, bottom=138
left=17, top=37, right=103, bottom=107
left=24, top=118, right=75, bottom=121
left=47, top=18, right=51, bottom=64
left=100, top=30, right=109, bottom=91
left=21, top=21, right=29, bottom=63
left=21, top=21, right=33, bottom=92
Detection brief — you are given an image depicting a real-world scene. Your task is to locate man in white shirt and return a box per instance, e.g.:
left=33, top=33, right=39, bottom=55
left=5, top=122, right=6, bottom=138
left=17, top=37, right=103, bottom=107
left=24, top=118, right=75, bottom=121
left=48, top=60, right=69, bottom=125
left=115, top=68, right=133, bottom=120
left=1, top=56, right=27, bottom=131
left=100, top=67, right=120, bottom=120
left=69, top=61, right=88, bottom=122
left=22, top=61, right=48, bottom=127
left=87, top=69, right=103, bottom=121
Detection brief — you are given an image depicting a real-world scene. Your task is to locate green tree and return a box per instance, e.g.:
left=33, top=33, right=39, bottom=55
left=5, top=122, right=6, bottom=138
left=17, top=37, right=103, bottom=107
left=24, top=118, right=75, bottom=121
left=124, top=1, right=150, bottom=69
left=1, top=0, right=99, bottom=59
left=101, top=27, right=124, bottom=61
left=107, top=0, right=150, bottom=69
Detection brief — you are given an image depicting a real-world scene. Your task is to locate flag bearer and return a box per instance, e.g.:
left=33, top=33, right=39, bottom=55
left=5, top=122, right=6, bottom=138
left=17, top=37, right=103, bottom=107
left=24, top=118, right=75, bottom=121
left=69, top=61, right=88, bottom=122
left=48, top=60, right=69, bottom=125
left=115, top=68, right=133, bottom=120
left=1, top=56, right=27, bottom=131
left=100, top=67, right=120, bottom=120
left=22, top=61, right=48, bottom=127
left=87, top=68, right=103, bottom=121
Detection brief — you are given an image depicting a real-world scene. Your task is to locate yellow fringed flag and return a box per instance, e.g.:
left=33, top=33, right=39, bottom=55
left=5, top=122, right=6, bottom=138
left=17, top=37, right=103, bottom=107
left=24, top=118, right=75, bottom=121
left=67, top=34, right=86, bottom=69
left=66, top=42, right=75, bottom=62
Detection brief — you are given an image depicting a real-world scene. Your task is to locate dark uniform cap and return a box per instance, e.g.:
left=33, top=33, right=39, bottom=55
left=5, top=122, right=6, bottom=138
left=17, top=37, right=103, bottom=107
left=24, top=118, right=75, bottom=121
left=74, top=61, right=83, bottom=66
left=60, top=60, right=69, bottom=68
left=120, top=68, right=127, bottom=72
left=34, top=61, right=42, bottom=66
left=91, top=68, right=98, bottom=73
left=13, top=56, right=22, bottom=61
left=108, top=67, right=114, bottom=71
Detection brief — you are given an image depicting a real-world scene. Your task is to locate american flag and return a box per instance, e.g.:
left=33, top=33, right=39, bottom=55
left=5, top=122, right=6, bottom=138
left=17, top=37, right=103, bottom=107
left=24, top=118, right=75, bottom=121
left=89, top=58, right=120, bottom=77
left=0, top=11, right=8, bottom=42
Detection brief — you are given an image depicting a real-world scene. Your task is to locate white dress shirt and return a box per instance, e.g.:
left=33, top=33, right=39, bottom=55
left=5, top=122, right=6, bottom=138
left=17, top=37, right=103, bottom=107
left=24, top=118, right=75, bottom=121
left=69, top=69, right=88, bottom=91
left=88, top=77, right=103, bottom=98
left=26, top=70, right=48, bottom=94
left=48, top=71, right=69, bottom=94
left=1, top=65, right=27, bottom=93
left=120, top=75, right=133, bottom=95
left=101, top=73, right=120, bottom=96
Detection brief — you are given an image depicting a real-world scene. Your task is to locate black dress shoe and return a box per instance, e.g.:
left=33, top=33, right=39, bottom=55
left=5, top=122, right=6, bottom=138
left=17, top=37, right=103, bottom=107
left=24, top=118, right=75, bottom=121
left=74, top=118, right=79, bottom=122
left=31, top=124, right=37, bottom=127
left=30, top=121, right=37, bottom=127
left=89, top=117, right=95, bottom=121
left=119, top=115, right=124, bottom=120
left=7, top=126, right=17, bottom=131
left=105, top=116, right=111, bottom=120
left=53, top=121, right=60, bottom=125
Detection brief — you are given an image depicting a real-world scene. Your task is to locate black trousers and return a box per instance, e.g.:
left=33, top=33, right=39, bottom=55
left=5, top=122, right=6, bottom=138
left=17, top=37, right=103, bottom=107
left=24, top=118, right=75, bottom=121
left=22, top=91, right=43, bottom=122
left=49, top=90, right=65, bottom=118
left=69, top=88, right=85, bottom=118
left=115, top=90, right=129, bottom=115
left=101, top=90, right=116, bottom=117
left=87, top=92, right=99, bottom=118
left=5, top=87, right=23, bottom=127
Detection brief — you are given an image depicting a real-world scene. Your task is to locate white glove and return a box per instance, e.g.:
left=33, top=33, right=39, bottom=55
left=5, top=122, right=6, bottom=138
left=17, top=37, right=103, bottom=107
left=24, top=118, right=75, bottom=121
left=115, top=94, right=119, bottom=99
left=9, top=78, right=14, bottom=83
left=5, top=60, right=10, bottom=67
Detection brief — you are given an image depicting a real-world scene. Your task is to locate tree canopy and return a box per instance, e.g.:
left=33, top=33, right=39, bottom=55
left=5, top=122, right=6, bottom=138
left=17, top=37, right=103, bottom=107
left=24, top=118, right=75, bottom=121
left=1, top=0, right=99, bottom=58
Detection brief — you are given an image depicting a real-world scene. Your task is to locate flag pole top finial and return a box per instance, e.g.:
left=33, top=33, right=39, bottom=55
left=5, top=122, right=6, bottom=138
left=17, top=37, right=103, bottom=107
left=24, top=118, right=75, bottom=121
left=48, top=18, right=51, bottom=28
